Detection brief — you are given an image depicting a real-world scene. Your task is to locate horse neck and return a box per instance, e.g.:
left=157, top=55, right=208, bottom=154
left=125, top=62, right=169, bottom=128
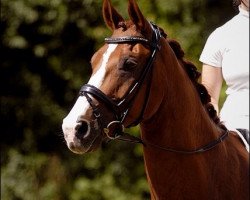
left=139, top=42, right=225, bottom=198
left=135, top=35, right=249, bottom=199
left=141, top=41, right=220, bottom=151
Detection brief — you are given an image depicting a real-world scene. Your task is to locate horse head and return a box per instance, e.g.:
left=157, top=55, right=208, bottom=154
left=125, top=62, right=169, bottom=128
left=62, top=0, right=164, bottom=154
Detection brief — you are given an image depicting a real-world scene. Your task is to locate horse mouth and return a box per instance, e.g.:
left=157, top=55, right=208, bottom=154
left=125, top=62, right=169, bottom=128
left=68, top=135, right=101, bottom=154
left=65, top=130, right=103, bottom=154
left=63, top=119, right=103, bottom=154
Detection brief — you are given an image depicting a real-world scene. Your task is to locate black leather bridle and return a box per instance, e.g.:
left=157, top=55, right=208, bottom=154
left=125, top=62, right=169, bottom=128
left=79, top=22, right=162, bottom=143
left=78, top=22, right=230, bottom=154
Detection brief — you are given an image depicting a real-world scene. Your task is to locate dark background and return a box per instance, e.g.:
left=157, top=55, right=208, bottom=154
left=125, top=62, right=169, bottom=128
left=1, top=0, right=238, bottom=199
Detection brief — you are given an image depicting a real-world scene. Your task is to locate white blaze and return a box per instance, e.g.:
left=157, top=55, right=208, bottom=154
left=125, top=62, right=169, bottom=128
left=62, top=44, right=118, bottom=142
left=88, top=44, right=118, bottom=87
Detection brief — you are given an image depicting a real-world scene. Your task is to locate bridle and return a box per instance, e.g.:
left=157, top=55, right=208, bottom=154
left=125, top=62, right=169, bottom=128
left=79, top=22, right=162, bottom=142
left=78, top=22, right=230, bottom=154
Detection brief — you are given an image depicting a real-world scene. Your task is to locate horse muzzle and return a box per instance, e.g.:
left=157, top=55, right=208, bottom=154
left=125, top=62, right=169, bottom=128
left=62, top=94, right=105, bottom=154
left=62, top=117, right=103, bottom=154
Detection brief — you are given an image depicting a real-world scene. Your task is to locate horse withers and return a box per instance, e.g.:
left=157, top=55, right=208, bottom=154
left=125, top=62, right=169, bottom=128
left=62, top=0, right=249, bottom=199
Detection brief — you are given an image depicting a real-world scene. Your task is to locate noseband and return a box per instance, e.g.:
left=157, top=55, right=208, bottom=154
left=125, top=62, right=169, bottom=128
left=79, top=22, right=162, bottom=143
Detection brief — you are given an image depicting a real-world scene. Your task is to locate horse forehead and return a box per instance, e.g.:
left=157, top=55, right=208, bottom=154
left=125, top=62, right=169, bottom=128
left=92, top=34, right=150, bottom=72
left=88, top=44, right=118, bottom=87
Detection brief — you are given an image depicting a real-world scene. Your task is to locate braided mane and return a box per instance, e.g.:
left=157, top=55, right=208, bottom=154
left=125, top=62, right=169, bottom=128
left=166, top=37, right=227, bottom=131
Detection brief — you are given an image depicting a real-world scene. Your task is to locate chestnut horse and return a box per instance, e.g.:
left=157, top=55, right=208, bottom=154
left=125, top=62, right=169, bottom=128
left=62, top=0, right=249, bottom=199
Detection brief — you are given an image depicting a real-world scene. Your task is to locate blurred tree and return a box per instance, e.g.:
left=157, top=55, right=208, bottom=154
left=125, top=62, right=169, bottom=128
left=1, top=0, right=238, bottom=199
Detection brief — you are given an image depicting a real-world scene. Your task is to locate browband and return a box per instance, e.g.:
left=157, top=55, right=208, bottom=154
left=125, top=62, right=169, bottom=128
left=105, top=36, right=150, bottom=45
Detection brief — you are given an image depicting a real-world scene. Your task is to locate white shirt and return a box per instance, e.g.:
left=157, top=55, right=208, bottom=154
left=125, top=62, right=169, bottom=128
left=200, top=7, right=249, bottom=130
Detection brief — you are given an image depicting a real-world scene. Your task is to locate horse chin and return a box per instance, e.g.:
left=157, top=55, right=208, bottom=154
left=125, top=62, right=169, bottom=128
left=66, top=130, right=103, bottom=154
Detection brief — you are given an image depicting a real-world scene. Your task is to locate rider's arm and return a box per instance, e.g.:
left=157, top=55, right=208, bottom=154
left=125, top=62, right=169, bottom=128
left=201, top=64, right=223, bottom=114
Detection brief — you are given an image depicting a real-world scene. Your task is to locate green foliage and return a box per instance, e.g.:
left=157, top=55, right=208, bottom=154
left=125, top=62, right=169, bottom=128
left=1, top=149, right=66, bottom=200
left=1, top=143, right=148, bottom=200
left=1, top=0, right=235, bottom=199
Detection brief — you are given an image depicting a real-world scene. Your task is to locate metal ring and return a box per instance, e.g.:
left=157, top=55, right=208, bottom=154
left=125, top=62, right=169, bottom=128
left=104, top=121, right=125, bottom=140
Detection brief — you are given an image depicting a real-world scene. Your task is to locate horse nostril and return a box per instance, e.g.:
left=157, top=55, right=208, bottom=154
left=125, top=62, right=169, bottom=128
left=75, top=121, right=89, bottom=137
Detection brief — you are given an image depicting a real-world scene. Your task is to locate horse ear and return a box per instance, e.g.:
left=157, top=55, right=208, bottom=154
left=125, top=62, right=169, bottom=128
left=128, top=0, right=151, bottom=34
left=102, top=0, right=124, bottom=30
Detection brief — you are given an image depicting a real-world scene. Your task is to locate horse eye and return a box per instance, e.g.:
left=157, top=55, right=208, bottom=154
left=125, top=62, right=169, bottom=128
left=122, top=59, right=137, bottom=71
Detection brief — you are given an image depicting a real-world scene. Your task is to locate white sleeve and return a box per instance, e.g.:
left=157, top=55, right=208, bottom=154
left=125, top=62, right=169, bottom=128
left=199, top=29, right=223, bottom=68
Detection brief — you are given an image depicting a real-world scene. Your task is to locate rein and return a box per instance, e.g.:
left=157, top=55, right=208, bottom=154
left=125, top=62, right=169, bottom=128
left=79, top=22, right=230, bottom=154
left=141, top=130, right=230, bottom=154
